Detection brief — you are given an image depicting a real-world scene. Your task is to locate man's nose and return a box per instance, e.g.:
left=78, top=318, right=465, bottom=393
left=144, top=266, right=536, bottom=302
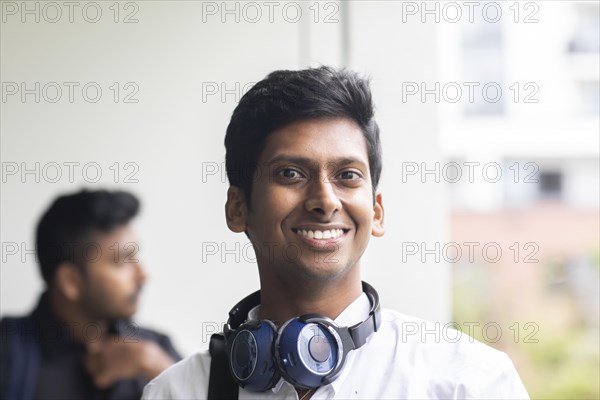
left=135, top=262, right=148, bottom=284
left=303, top=171, right=342, bottom=219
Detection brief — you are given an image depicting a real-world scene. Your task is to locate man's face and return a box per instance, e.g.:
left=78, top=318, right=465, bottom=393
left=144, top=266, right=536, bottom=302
left=233, top=117, right=384, bottom=283
left=79, top=225, right=147, bottom=320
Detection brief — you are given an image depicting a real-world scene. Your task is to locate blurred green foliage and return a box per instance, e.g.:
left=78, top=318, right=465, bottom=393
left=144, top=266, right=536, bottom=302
left=453, top=256, right=600, bottom=399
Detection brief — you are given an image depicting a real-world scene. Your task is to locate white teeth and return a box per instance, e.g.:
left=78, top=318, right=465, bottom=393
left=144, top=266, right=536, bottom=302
left=295, top=229, right=345, bottom=240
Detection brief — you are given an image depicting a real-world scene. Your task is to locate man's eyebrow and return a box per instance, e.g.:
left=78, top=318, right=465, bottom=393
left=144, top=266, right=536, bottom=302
left=111, top=244, right=137, bottom=259
left=265, top=155, right=367, bottom=169
left=122, top=247, right=136, bottom=257
left=265, top=155, right=314, bottom=166
left=334, top=157, right=367, bottom=168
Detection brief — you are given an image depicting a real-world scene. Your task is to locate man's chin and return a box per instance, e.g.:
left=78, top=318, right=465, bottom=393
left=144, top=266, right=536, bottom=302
left=113, top=302, right=138, bottom=320
left=113, top=309, right=136, bottom=320
left=287, top=258, right=349, bottom=281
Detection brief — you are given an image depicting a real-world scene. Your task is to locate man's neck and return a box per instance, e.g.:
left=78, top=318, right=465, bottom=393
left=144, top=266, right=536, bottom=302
left=256, top=267, right=363, bottom=326
left=49, top=289, right=109, bottom=344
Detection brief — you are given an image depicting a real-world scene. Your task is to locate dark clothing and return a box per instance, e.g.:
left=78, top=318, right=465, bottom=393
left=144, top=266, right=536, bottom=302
left=0, top=292, right=181, bottom=400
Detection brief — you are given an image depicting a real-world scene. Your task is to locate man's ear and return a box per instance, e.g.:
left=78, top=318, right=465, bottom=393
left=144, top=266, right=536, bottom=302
left=372, top=192, right=385, bottom=237
left=225, top=186, right=248, bottom=233
left=54, top=262, right=84, bottom=301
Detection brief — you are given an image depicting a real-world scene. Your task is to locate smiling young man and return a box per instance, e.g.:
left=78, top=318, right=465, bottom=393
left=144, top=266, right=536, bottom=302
left=142, top=66, right=529, bottom=399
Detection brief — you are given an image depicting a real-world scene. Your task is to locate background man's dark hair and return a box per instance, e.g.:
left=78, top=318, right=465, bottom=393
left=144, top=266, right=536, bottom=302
left=224, top=66, right=382, bottom=208
left=36, top=189, right=139, bottom=285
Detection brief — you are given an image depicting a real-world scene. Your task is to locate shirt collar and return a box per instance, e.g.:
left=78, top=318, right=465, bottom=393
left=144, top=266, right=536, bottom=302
left=246, top=291, right=372, bottom=395
left=247, top=292, right=371, bottom=325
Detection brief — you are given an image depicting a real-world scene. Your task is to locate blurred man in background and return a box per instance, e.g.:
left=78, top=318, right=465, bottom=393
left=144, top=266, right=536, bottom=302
left=0, top=189, right=181, bottom=400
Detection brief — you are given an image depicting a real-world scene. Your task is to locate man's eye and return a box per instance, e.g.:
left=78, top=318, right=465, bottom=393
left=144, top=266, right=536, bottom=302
left=338, top=171, right=361, bottom=180
left=114, top=257, right=127, bottom=266
left=279, top=168, right=303, bottom=180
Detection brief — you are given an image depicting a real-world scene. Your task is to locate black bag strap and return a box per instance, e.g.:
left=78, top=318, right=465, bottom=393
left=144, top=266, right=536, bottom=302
left=208, top=332, right=239, bottom=400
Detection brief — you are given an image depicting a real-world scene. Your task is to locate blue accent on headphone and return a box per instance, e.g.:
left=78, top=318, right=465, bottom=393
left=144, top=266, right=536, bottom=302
left=227, top=319, right=278, bottom=391
left=223, top=281, right=381, bottom=391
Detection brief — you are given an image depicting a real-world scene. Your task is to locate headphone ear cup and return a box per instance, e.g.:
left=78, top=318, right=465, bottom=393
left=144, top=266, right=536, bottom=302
left=277, top=318, right=340, bottom=389
left=226, top=320, right=280, bottom=391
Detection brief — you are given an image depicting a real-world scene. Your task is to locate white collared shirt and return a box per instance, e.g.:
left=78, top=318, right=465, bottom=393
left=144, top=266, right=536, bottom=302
left=143, top=293, right=530, bottom=399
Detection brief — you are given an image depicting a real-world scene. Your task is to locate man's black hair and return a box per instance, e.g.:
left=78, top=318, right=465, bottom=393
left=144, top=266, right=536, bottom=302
left=224, top=66, right=382, bottom=207
left=36, top=189, right=139, bottom=285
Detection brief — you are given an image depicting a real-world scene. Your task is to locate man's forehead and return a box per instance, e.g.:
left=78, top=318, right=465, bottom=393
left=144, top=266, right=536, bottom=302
left=258, top=117, right=369, bottom=167
left=264, top=154, right=368, bottom=171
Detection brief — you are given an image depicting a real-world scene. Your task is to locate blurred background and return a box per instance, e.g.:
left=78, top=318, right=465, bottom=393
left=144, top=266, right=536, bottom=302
left=1, top=1, right=598, bottom=398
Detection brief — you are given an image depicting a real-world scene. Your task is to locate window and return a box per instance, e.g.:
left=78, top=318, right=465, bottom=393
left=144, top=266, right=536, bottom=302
left=568, top=4, right=600, bottom=53
left=578, top=81, right=600, bottom=115
left=461, top=3, right=504, bottom=116
left=538, top=171, right=562, bottom=199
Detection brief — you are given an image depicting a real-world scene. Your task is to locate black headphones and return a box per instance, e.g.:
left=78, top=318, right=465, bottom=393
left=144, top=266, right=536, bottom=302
left=223, top=281, right=381, bottom=391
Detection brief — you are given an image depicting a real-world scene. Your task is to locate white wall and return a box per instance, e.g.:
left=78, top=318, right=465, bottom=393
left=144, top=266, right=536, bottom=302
left=1, top=1, right=449, bottom=356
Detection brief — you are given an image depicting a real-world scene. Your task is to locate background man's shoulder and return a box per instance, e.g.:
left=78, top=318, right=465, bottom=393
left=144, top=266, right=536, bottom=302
left=119, top=322, right=183, bottom=361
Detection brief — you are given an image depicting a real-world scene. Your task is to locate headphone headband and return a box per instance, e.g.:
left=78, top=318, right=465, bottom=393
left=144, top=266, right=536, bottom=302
left=226, top=290, right=261, bottom=330
left=225, top=281, right=381, bottom=349
left=223, top=281, right=382, bottom=391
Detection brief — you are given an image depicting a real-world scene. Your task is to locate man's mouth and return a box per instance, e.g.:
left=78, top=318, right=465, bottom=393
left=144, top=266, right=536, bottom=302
left=128, top=287, right=143, bottom=303
left=291, top=227, right=350, bottom=240
left=290, top=226, right=351, bottom=251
